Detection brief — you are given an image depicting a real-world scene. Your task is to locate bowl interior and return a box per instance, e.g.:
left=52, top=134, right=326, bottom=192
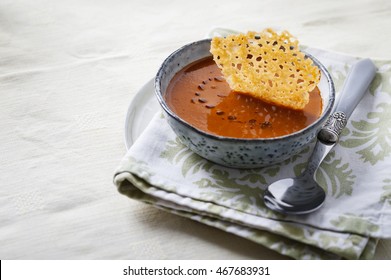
left=308, top=54, right=334, bottom=117
left=157, top=39, right=212, bottom=102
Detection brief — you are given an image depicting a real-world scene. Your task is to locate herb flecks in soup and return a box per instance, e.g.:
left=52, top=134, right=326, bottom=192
left=165, top=57, right=322, bottom=139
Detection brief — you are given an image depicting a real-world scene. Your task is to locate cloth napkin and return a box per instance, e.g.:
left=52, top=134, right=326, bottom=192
left=114, top=45, right=391, bottom=259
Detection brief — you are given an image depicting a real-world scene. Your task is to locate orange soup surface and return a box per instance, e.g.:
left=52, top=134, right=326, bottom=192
left=165, top=57, right=322, bottom=138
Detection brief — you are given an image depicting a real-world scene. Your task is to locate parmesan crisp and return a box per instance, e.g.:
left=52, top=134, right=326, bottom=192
left=210, top=29, right=320, bottom=110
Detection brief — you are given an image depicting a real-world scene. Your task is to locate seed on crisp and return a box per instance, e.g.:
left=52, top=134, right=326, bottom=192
left=198, top=98, right=207, bottom=103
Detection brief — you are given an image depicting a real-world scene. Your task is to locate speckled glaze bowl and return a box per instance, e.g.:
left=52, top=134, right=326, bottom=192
left=155, top=39, right=335, bottom=168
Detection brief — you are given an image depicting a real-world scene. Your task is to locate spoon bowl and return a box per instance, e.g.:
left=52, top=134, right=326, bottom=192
left=264, top=176, right=326, bottom=214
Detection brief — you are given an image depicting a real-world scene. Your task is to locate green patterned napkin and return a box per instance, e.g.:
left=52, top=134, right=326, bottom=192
left=114, top=48, right=391, bottom=259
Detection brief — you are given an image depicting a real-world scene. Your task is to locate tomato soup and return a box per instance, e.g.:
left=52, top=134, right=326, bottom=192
left=165, top=57, right=322, bottom=138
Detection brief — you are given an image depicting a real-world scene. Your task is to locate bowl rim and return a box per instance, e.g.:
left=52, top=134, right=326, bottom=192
left=155, top=38, right=335, bottom=142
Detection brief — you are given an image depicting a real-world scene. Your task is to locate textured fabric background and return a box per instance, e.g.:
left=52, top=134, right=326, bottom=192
left=0, top=0, right=390, bottom=259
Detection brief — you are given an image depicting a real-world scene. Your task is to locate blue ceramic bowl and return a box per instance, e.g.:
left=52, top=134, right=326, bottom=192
left=155, top=39, right=335, bottom=168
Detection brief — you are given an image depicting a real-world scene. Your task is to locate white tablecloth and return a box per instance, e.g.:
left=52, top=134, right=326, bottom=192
left=1, top=0, right=390, bottom=259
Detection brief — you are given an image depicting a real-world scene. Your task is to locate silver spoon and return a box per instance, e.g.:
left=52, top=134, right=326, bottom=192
left=264, top=58, right=377, bottom=215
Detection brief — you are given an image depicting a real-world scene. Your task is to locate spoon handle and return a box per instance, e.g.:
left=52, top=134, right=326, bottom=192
left=335, top=58, right=377, bottom=118
left=307, top=59, right=377, bottom=176
left=318, top=59, right=377, bottom=144
left=304, top=140, right=336, bottom=178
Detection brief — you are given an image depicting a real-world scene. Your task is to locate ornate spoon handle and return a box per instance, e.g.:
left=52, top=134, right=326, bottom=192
left=318, top=59, right=376, bottom=144
left=305, top=59, right=377, bottom=178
